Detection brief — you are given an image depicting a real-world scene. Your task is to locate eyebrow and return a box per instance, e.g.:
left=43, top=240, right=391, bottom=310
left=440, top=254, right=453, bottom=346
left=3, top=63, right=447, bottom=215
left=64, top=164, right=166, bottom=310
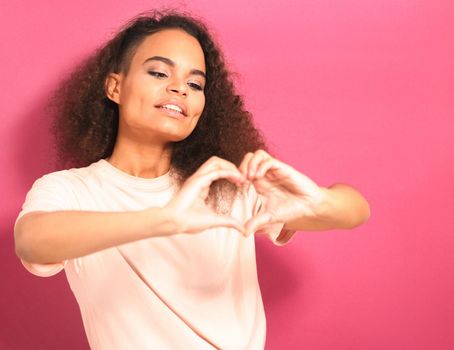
left=143, top=56, right=206, bottom=79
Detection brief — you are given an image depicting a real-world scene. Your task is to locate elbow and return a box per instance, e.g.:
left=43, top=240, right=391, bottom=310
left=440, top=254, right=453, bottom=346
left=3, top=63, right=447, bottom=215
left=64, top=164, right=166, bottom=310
left=14, top=214, right=46, bottom=263
left=14, top=227, right=28, bottom=262
left=350, top=200, right=371, bottom=229
left=14, top=217, right=33, bottom=261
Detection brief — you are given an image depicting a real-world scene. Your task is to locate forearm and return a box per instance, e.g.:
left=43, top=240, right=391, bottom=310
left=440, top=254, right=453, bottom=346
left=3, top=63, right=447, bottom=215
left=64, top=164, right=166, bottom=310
left=14, top=208, right=177, bottom=264
left=284, top=183, right=371, bottom=231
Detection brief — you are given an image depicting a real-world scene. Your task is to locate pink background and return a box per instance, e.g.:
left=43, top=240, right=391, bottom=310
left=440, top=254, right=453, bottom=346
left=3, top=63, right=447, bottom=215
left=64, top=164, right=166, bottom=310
left=1, top=0, right=453, bottom=349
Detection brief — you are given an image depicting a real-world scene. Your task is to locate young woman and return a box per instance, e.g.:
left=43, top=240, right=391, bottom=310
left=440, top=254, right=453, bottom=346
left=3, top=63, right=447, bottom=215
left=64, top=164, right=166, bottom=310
left=14, top=10, right=370, bottom=349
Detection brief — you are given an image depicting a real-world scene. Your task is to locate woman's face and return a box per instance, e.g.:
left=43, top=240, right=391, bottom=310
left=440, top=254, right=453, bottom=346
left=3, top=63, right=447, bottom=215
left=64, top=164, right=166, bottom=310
left=107, top=29, right=206, bottom=144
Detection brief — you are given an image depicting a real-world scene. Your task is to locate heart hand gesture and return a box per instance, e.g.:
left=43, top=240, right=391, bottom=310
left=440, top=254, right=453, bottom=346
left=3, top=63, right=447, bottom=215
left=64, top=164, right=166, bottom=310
left=239, top=150, right=327, bottom=236
left=164, top=156, right=247, bottom=235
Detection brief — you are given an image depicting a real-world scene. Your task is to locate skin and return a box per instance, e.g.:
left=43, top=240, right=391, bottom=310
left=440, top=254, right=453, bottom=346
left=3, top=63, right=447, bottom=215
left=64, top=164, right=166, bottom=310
left=15, top=29, right=370, bottom=264
left=105, top=28, right=207, bottom=179
left=104, top=28, right=249, bottom=232
left=105, top=28, right=371, bottom=237
left=238, top=150, right=371, bottom=236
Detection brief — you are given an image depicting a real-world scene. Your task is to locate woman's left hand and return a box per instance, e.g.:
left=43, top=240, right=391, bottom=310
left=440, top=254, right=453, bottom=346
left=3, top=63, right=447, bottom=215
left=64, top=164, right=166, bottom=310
left=239, top=149, right=328, bottom=236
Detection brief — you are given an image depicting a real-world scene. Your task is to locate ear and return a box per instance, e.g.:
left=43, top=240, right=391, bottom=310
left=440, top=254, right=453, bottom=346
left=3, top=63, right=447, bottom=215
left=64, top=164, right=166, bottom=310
left=105, top=73, right=122, bottom=104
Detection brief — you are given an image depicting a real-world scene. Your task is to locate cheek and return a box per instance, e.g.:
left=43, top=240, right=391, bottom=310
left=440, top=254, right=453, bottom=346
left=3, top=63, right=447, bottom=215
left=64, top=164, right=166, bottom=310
left=122, top=76, right=159, bottom=107
left=128, top=89, right=158, bottom=117
left=196, top=95, right=206, bottom=115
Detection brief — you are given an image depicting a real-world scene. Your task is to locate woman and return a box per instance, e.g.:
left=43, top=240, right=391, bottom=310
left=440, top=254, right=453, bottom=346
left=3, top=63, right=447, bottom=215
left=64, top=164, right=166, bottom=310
left=14, top=10, right=370, bottom=349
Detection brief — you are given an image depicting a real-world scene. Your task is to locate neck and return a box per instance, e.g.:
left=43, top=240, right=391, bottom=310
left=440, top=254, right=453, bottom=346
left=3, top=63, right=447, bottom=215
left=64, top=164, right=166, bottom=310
left=107, top=134, right=173, bottom=179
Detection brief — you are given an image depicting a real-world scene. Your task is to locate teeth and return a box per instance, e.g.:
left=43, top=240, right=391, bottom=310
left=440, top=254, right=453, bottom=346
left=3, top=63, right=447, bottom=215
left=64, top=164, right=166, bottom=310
left=161, top=104, right=183, bottom=114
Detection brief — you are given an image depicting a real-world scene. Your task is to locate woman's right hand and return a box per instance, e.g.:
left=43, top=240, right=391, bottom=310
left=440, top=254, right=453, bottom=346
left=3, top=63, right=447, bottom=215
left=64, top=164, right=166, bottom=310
left=162, top=156, right=247, bottom=236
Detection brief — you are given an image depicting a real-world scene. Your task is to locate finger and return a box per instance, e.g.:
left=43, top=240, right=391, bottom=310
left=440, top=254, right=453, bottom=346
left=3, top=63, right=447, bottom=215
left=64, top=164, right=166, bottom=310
left=193, top=168, right=246, bottom=191
left=202, top=214, right=246, bottom=235
left=192, top=156, right=246, bottom=180
left=198, top=156, right=240, bottom=175
left=247, top=150, right=271, bottom=179
left=239, top=152, right=254, bottom=178
left=196, top=158, right=247, bottom=186
left=258, top=156, right=299, bottom=181
left=255, top=158, right=280, bottom=178
left=244, top=212, right=273, bottom=236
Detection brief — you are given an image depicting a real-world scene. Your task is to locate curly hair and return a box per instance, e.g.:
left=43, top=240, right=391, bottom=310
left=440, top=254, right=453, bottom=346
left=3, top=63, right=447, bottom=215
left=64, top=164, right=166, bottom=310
left=49, top=9, right=269, bottom=210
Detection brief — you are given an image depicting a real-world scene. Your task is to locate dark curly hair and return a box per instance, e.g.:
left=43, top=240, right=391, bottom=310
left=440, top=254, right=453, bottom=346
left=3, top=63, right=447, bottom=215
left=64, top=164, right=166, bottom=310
left=49, top=9, right=269, bottom=210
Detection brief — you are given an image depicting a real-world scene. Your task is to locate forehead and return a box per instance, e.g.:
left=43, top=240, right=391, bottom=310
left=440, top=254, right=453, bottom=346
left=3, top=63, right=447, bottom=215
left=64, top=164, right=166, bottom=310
left=131, top=29, right=206, bottom=72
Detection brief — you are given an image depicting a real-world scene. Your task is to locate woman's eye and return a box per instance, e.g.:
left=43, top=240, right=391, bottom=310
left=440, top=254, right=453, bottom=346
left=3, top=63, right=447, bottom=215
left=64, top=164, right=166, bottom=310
left=148, top=71, right=203, bottom=91
left=188, top=82, right=203, bottom=91
left=148, top=71, right=167, bottom=78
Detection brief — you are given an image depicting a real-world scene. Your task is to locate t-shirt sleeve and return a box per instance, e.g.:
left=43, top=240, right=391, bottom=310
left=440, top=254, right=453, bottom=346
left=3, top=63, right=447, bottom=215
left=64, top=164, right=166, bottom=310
left=247, top=183, right=297, bottom=247
left=14, top=172, right=74, bottom=277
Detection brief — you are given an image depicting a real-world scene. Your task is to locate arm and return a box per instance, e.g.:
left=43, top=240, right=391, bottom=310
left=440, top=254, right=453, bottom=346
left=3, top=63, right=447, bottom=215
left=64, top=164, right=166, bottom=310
left=239, top=150, right=371, bottom=236
left=15, top=156, right=246, bottom=265
left=14, top=208, right=176, bottom=264
left=283, top=183, right=371, bottom=231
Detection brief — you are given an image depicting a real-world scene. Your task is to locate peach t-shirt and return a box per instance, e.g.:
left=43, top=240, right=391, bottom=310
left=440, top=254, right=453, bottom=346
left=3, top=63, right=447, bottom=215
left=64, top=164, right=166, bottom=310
left=15, top=159, right=296, bottom=349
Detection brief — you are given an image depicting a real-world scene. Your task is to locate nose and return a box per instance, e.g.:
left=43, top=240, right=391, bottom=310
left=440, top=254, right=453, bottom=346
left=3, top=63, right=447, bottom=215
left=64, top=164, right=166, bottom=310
left=166, top=76, right=187, bottom=96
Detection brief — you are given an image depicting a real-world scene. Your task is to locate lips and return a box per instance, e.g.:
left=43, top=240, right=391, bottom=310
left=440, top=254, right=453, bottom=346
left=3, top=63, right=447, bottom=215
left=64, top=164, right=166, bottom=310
left=155, top=99, right=187, bottom=117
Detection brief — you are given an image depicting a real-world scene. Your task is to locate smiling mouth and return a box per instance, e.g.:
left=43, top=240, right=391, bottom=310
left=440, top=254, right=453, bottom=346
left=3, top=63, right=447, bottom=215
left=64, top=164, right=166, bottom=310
left=156, top=105, right=186, bottom=118
left=156, top=103, right=187, bottom=116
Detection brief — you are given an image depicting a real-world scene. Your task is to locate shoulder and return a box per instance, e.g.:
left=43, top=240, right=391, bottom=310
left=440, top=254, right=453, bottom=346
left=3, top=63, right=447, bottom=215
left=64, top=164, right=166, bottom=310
left=32, top=160, right=104, bottom=190
left=20, top=160, right=105, bottom=213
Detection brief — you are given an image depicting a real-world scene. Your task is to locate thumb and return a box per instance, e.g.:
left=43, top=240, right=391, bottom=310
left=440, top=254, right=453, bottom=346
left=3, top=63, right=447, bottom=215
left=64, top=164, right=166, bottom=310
left=204, top=215, right=246, bottom=236
left=244, top=212, right=273, bottom=237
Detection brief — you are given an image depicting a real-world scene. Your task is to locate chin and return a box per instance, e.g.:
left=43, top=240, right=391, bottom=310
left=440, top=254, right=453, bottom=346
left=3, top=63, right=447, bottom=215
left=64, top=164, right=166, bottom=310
left=163, top=131, right=195, bottom=143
